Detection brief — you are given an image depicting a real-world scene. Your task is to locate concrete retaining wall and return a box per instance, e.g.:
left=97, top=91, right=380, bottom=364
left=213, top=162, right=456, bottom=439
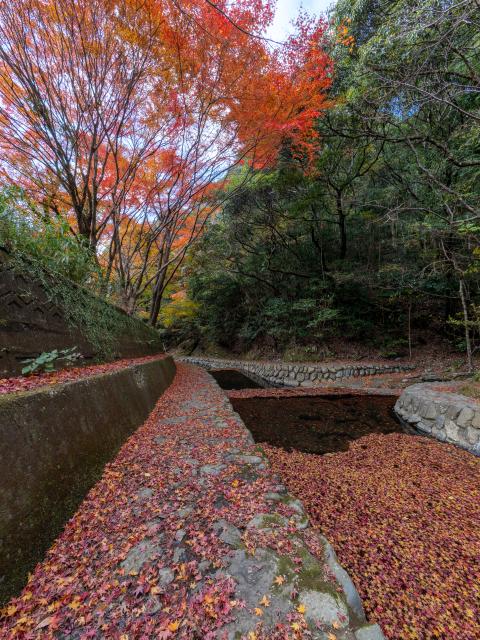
left=181, top=356, right=414, bottom=387
left=395, top=383, right=480, bottom=455
left=0, top=356, right=176, bottom=601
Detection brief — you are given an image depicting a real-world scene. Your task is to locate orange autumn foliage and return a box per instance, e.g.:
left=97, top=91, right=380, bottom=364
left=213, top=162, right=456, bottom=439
left=0, top=0, right=331, bottom=220
left=0, top=0, right=333, bottom=317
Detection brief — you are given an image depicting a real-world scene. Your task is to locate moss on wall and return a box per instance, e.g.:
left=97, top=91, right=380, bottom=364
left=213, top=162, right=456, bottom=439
left=0, top=247, right=163, bottom=376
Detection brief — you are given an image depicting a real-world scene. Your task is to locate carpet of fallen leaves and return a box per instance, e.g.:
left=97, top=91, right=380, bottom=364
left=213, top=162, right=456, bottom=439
left=263, top=432, right=480, bottom=640
left=228, top=386, right=400, bottom=400
left=1, top=364, right=349, bottom=640
left=0, top=354, right=166, bottom=395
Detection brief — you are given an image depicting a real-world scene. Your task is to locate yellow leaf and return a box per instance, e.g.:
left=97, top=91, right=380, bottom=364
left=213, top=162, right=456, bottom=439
left=151, top=586, right=161, bottom=595
left=168, top=620, right=180, bottom=632
left=68, top=598, right=81, bottom=611
left=4, top=605, right=17, bottom=616
left=327, top=634, right=337, bottom=640
left=332, top=620, right=341, bottom=629
left=291, top=622, right=301, bottom=631
left=260, top=595, right=270, bottom=607
left=247, top=633, right=257, bottom=640
left=254, top=607, right=263, bottom=616
left=232, top=479, right=239, bottom=487
left=274, top=575, right=286, bottom=586
left=297, top=603, right=306, bottom=614
left=15, top=616, right=30, bottom=627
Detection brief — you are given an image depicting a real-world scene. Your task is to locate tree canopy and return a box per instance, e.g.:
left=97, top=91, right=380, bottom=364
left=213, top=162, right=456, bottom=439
left=163, top=0, right=480, bottom=368
left=0, top=0, right=331, bottom=324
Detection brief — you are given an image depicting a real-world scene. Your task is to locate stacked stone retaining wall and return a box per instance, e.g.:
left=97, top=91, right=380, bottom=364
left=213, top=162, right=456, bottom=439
left=181, top=356, right=414, bottom=387
left=395, top=383, right=480, bottom=455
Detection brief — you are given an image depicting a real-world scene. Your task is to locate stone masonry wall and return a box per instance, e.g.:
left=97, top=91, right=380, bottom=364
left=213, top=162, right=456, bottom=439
left=395, top=383, right=480, bottom=455
left=181, top=356, right=414, bottom=387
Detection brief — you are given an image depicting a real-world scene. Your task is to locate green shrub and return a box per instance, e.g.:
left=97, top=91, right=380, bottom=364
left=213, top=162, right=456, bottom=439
left=0, top=187, right=97, bottom=285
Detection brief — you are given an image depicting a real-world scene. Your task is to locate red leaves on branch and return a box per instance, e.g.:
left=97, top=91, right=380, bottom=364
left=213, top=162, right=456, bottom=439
left=0, top=0, right=332, bottom=244
left=0, top=0, right=333, bottom=318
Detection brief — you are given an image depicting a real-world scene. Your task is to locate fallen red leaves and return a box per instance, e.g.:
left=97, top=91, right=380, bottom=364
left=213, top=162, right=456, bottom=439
left=0, top=354, right=166, bottom=396
left=228, top=386, right=400, bottom=400
left=1, top=364, right=335, bottom=639
left=263, top=432, right=480, bottom=640
left=5, top=359, right=476, bottom=639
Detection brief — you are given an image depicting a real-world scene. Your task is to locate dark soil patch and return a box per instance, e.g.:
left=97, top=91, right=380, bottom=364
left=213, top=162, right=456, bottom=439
left=231, top=393, right=413, bottom=454
left=210, top=369, right=263, bottom=390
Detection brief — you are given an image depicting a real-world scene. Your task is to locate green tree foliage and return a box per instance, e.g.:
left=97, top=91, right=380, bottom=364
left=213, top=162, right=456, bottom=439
left=0, top=189, right=161, bottom=358
left=164, top=0, right=480, bottom=365
left=0, top=188, right=97, bottom=285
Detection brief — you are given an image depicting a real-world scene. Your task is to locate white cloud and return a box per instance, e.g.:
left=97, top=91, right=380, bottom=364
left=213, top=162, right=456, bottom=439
left=267, top=0, right=334, bottom=42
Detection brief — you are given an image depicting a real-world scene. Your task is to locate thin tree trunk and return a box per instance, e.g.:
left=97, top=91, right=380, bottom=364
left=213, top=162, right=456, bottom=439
left=149, top=268, right=167, bottom=328
left=408, top=302, right=412, bottom=360
left=459, top=278, right=473, bottom=372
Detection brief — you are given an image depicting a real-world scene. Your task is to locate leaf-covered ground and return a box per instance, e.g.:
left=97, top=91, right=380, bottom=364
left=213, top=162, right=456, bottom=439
left=228, top=387, right=400, bottom=400
left=262, top=432, right=480, bottom=640
left=0, top=354, right=166, bottom=396
left=0, top=364, right=364, bottom=639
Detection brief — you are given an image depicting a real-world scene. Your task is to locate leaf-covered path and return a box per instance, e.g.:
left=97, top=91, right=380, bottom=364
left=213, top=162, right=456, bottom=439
left=262, top=432, right=480, bottom=640
left=0, top=364, right=378, bottom=639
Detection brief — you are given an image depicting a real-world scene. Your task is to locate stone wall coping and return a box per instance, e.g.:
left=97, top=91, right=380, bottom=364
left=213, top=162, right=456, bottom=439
left=400, top=382, right=479, bottom=409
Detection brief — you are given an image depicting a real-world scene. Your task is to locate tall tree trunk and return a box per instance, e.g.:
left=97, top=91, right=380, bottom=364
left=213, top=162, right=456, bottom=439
left=408, top=302, right=412, bottom=360
left=149, top=268, right=167, bottom=328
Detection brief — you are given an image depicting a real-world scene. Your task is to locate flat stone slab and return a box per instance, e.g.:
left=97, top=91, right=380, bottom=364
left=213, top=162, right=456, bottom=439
left=120, top=537, right=165, bottom=574
left=1, top=363, right=381, bottom=639
left=355, top=624, right=387, bottom=640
